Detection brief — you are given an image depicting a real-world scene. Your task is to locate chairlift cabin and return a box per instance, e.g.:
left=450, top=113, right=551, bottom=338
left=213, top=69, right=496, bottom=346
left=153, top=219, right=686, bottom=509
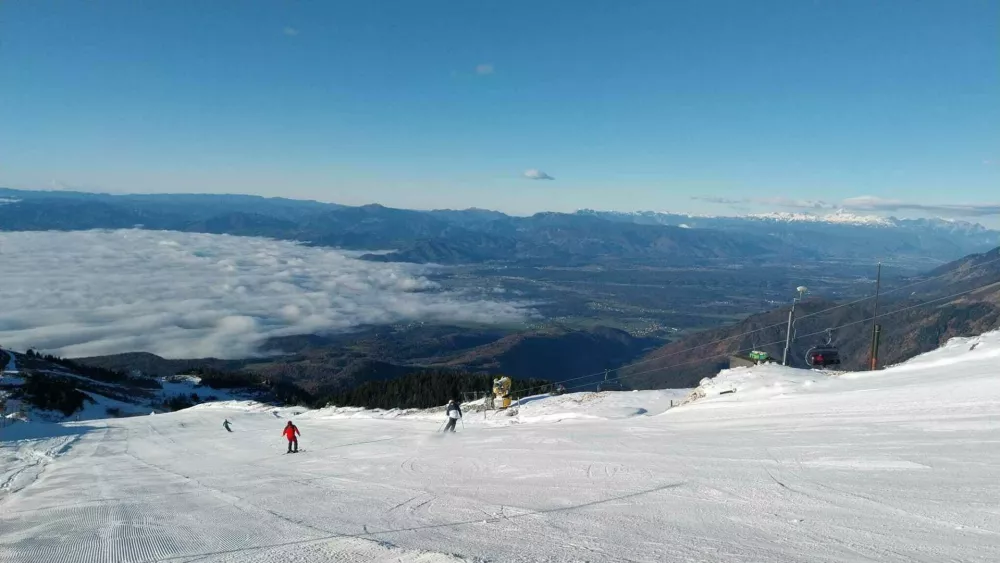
left=805, top=345, right=841, bottom=367
left=597, top=380, right=624, bottom=392
left=597, top=369, right=625, bottom=392
left=805, top=328, right=841, bottom=368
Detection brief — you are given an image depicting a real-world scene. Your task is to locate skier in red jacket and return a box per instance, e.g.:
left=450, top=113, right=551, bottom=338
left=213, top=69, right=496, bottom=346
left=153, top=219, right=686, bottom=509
left=282, top=421, right=300, bottom=453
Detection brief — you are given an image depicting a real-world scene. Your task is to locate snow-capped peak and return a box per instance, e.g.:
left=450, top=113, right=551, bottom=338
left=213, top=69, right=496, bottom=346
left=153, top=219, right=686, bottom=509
left=576, top=209, right=714, bottom=219
left=743, top=210, right=897, bottom=227
left=576, top=208, right=896, bottom=226
left=575, top=208, right=998, bottom=238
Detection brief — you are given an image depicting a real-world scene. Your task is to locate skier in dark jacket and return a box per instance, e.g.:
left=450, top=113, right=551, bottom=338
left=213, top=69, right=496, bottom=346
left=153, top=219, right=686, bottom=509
left=282, top=421, right=300, bottom=453
left=223, top=419, right=232, bottom=432
left=443, top=400, right=462, bottom=433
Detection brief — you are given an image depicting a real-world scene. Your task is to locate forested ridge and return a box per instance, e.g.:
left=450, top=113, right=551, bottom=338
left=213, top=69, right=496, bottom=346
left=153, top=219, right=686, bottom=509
left=324, top=371, right=551, bottom=410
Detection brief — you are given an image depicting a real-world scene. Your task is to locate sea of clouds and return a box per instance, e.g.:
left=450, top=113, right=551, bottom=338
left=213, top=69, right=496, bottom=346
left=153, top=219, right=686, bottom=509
left=0, top=230, right=532, bottom=359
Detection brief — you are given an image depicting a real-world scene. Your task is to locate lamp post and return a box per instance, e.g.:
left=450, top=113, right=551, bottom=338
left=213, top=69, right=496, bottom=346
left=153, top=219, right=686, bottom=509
left=782, top=286, right=808, bottom=366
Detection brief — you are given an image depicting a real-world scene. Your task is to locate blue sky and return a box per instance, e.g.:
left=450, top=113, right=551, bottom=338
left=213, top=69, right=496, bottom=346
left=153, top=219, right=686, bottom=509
left=1, top=1, right=997, bottom=223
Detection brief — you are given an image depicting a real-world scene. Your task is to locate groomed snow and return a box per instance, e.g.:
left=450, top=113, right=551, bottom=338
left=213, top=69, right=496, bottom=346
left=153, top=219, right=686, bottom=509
left=3, top=332, right=1000, bottom=561
left=299, top=389, right=689, bottom=427
left=2, top=352, right=17, bottom=375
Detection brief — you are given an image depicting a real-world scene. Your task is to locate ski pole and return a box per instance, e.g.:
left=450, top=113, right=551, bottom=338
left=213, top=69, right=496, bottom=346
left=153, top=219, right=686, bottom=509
left=461, top=418, right=465, bottom=431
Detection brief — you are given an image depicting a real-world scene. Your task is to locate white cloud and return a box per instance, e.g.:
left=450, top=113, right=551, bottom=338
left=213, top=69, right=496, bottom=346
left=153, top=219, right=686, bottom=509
left=283, top=26, right=299, bottom=36
left=475, top=63, right=494, bottom=75
left=0, top=230, right=533, bottom=359
left=524, top=169, right=555, bottom=181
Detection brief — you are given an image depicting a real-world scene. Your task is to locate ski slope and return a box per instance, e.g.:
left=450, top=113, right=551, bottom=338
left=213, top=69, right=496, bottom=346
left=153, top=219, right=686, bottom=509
left=2, top=351, right=17, bottom=375
left=3, top=332, right=1000, bottom=562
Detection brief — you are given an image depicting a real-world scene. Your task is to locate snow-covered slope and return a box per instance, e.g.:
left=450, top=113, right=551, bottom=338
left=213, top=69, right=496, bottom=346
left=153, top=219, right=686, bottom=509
left=3, top=331, right=1000, bottom=562
left=0, top=349, right=249, bottom=424
left=2, top=352, right=17, bottom=375
left=299, top=389, right=690, bottom=426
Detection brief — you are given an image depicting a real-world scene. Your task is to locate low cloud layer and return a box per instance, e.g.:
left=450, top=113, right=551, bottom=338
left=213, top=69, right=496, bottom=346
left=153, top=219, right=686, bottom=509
left=839, top=196, right=1000, bottom=217
left=693, top=195, right=1000, bottom=217
left=0, top=230, right=533, bottom=359
left=524, top=169, right=555, bottom=181
left=475, top=63, right=494, bottom=75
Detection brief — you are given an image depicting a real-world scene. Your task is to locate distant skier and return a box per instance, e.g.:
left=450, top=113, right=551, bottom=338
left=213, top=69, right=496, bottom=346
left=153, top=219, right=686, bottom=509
left=282, top=421, right=300, bottom=453
left=223, top=419, right=232, bottom=432
left=443, top=399, right=462, bottom=433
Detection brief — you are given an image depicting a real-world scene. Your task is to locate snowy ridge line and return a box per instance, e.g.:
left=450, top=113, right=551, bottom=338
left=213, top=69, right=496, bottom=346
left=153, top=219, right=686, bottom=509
left=545, top=275, right=1000, bottom=396
left=34, top=368, right=132, bottom=388
left=871, top=330, right=1000, bottom=374
left=685, top=329, right=1000, bottom=409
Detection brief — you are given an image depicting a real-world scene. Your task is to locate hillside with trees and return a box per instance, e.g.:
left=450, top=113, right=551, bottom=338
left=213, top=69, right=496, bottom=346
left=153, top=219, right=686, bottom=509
left=620, top=246, right=1000, bottom=389
left=323, top=370, right=550, bottom=410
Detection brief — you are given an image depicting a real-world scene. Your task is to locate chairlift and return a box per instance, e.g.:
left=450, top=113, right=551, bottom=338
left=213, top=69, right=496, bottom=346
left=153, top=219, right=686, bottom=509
left=597, top=369, right=625, bottom=392
left=805, top=329, right=841, bottom=367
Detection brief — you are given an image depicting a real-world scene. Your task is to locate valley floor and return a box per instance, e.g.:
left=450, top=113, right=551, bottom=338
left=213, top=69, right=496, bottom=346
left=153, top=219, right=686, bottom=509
left=2, top=334, right=1000, bottom=562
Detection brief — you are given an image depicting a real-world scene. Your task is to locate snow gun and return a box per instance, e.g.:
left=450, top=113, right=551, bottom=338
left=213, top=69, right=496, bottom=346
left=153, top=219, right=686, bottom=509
left=492, top=376, right=512, bottom=409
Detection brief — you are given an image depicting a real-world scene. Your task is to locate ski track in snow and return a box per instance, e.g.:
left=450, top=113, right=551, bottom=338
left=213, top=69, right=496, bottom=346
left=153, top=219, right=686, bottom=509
left=3, top=333, right=1000, bottom=561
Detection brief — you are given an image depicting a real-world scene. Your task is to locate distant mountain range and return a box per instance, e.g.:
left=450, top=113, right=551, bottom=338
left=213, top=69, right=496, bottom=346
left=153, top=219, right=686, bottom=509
left=578, top=208, right=997, bottom=233
left=576, top=209, right=1000, bottom=264
left=2, top=187, right=998, bottom=267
